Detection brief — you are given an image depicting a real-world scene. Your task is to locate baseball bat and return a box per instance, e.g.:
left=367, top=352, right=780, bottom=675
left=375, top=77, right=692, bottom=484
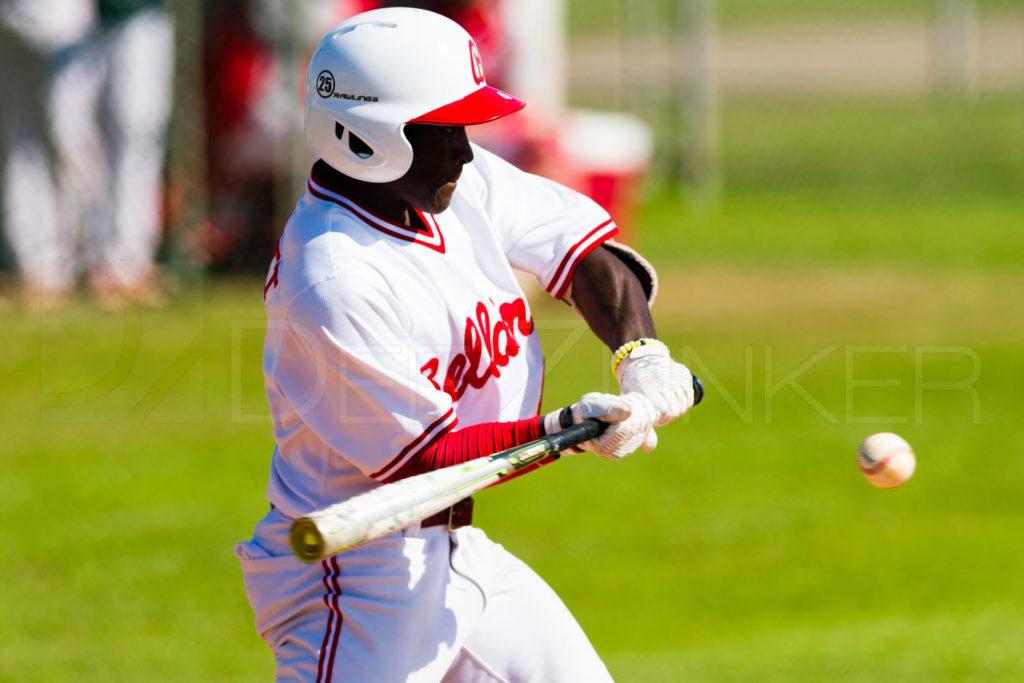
left=289, top=418, right=605, bottom=563
left=289, top=374, right=705, bottom=563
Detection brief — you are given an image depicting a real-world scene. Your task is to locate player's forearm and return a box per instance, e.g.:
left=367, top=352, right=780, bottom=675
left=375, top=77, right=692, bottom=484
left=571, top=245, right=656, bottom=349
left=382, top=416, right=544, bottom=482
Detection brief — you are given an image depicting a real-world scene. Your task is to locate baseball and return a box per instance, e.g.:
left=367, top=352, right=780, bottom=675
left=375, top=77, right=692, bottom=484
left=857, top=432, right=916, bottom=488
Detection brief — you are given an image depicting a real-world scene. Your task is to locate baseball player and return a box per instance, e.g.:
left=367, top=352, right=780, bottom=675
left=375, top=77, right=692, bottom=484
left=235, top=8, right=696, bottom=682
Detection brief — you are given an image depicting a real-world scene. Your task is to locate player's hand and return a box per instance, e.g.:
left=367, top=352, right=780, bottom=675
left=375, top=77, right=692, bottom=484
left=544, top=392, right=658, bottom=460
left=615, top=340, right=695, bottom=427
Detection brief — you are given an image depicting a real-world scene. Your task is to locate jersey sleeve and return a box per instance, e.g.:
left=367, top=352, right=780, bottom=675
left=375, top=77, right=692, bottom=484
left=468, top=144, right=619, bottom=299
left=271, top=274, right=456, bottom=481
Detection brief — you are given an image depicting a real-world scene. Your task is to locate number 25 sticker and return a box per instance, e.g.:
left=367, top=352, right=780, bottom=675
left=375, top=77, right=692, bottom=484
left=317, top=70, right=335, bottom=98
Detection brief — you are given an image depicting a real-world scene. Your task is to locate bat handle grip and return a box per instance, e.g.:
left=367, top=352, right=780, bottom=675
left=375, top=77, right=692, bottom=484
left=546, top=418, right=606, bottom=453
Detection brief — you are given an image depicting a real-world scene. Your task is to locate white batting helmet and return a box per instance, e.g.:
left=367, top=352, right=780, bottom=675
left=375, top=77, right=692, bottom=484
left=304, top=7, right=525, bottom=183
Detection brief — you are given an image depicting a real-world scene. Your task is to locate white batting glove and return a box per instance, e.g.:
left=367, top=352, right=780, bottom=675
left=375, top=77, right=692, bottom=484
left=614, top=339, right=695, bottom=427
left=544, top=392, right=658, bottom=460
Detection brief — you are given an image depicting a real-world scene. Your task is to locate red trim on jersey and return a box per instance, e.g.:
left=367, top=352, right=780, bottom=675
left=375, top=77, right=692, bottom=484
left=536, top=357, right=546, bottom=416
left=415, top=209, right=444, bottom=247
left=370, top=408, right=459, bottom=481
left=307, top=175, right=446, bottom=254
left=546, top=220, right=619, bottom=299
left=381, top=416, right=544, bottom=484
left=409, top=84, right=525, bottom=126
left=317, top=556, right=343, bottom=683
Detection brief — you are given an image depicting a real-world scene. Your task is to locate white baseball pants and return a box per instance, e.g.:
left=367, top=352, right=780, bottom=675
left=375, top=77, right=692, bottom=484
left=236, top=507, right=613, bottom=682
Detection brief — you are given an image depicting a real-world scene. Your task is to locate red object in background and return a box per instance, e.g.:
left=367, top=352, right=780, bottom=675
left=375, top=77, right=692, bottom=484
left=204, top=1, right=273, bottom=142
left=580, top=171, right=644, bottom=246
left=554, top=111, right=654, bottom=246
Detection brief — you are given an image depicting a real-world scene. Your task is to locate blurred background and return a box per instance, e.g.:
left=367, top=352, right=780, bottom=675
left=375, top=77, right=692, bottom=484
left=2, top=1, right=1023, bottom=680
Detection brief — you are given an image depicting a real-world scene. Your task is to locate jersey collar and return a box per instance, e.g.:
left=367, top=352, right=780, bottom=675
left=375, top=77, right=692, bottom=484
left=307, top=168, right=446, bottom=254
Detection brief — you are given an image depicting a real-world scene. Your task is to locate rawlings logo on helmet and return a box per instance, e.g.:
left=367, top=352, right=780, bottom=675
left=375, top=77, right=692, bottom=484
left=317, top=69, right=380, bottom=102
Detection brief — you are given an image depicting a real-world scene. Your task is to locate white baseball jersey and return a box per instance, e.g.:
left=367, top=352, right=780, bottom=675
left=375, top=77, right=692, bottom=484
left=237, top=143, right=618, bottom=682
left=260, top=143, right=618, bottom=520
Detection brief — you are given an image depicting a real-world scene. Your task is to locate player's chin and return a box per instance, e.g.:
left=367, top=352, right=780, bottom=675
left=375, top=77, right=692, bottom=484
left=428, top=182, right=457, bottom=214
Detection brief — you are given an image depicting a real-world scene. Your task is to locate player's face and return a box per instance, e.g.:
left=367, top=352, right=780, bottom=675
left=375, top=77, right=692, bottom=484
left=398, top=124, right=474, bottom=214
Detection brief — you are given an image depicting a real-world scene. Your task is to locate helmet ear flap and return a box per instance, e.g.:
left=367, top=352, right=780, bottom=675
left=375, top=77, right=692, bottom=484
left=305, top=107, right=413, bottom=182
left=335, top=122, right=373, bottom=159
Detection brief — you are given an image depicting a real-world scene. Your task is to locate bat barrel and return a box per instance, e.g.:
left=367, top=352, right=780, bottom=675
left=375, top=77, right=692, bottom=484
left=287, top=454, right=518, bottom=563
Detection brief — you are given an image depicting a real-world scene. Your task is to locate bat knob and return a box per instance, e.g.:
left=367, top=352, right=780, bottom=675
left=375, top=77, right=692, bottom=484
left=290, top=518, right=326, bottom=564
left=691, top=373, right=704, bottom=405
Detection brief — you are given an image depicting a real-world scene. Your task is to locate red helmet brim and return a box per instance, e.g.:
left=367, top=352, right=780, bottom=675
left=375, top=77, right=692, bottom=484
left=408, top=85, right=525, bottom=126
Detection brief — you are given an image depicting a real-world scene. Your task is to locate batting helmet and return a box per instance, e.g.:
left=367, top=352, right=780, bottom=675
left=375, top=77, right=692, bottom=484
left=304, top=7, right=525, bottom=183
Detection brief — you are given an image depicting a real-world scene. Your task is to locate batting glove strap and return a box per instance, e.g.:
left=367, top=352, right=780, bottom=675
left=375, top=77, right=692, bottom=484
left=543, top=406, right=572, bottom=436
left=542, top=406, right=581, bottom=452
left=559, top=405, right=575, bottom=429
left=610, top=338, right=670, bottom=377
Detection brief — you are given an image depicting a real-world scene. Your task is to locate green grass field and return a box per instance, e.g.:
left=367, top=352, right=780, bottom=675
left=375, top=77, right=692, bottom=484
left=3, top=91, right=1023, bottom=680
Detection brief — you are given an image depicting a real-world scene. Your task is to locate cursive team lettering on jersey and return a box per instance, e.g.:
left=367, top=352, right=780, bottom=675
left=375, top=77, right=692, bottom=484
left=421, top=297, right=534, bottom=402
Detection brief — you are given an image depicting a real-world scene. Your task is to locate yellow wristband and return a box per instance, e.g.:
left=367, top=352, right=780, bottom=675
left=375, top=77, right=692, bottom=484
left=610, top=338, right=667, bottom=377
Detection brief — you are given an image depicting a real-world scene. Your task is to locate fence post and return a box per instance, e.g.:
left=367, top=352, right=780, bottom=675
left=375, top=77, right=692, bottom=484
left=675, top=0, right=720, bottom=197
left=165, top=0, right=209, bottom=267
left=935, top=0, right=978, bottom=92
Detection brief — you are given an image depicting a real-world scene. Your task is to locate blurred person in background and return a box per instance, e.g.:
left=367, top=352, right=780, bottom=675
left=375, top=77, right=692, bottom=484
left=197, top=0, right=374, bottom=271
left=82, top=0, right=174, bottom=304
left=0, top=0, right=95, bottom=304
left=0, top=0, right=173, bottom=306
